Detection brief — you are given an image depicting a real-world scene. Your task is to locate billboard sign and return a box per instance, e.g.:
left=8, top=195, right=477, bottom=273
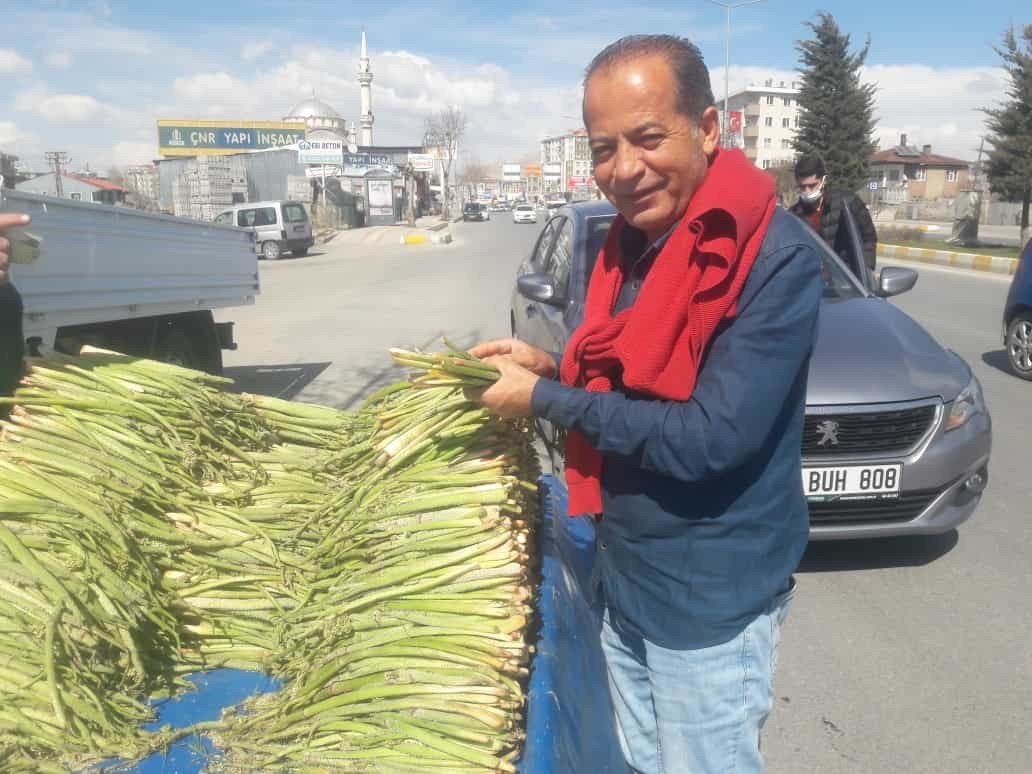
left=728, top=111, right=742, bottom=133
left=502, top=163, right=522, bottom=182
left=158, top=120, right=306, bottom=156
left=567, top=175, right=592, bottom=189
left=523, top=164, right=543, bottom=178
left=408, top=153, right=435, bottom=172
left=305, top=165, right=342, bottom=178
left=298, top=139, right=344, bottom=166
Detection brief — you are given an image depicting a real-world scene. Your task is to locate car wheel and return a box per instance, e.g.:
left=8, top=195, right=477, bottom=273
left=1006, top=313, right=1032, bottom=380
left=262, top=241, right=282, bottom=260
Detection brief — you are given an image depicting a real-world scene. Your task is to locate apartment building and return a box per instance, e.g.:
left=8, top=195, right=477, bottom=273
left=723, top=79, right=801, bottom=170
left=540, top=129, right=595, bottom=197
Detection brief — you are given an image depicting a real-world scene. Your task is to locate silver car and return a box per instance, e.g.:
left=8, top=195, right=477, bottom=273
left=510, top=201, right=991, bottom=539
left=214, top=200, right=314, bottom=261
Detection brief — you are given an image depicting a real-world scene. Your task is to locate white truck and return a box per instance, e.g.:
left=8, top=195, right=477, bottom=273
left=1, top=185, right=259, bottom=375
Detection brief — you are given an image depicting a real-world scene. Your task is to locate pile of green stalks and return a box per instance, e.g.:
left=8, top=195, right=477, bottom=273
left=0, top=345, right=539, bottom=773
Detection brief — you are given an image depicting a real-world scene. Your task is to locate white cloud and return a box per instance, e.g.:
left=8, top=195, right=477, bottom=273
left=45, top=51, right=73, bottom=69
left=111, top=140, right=157, bottom=166
left=863, top=64, right=1007, bottom=160
left=240, top=41, right=274, bottom=60
left=0, top=49, right=32, bottom=74
left=0, top=121, right=22, bottom=146
left=241, top=41, right=273, bottom=61
left=15, top=90, right=107, bottom=124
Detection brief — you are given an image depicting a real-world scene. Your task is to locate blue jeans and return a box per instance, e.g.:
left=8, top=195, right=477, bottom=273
left=600, top=582, right=795, bottom=774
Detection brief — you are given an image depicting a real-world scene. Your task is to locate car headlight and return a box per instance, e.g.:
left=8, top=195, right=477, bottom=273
left=946, top=376, right=986, bottom=431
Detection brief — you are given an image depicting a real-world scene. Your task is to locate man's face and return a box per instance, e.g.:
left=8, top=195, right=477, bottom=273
left=584, top=54, right=718, bottom=242
left=796, top=174, right=825, bottom=200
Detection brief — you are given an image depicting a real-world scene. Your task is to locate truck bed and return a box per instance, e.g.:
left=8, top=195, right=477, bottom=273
left=1, top=188, right=259, bottom=343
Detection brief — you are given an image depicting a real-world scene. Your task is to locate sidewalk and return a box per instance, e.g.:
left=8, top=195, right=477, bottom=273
left=878, top=242, right=1019, bottom=275
left=880, top=219, right=1024, bottom=247
left=317, top=217, right=453, bottom=247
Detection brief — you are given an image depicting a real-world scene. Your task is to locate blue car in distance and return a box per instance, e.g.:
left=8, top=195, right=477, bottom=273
left=1003, top=237, right=1032, bottom=380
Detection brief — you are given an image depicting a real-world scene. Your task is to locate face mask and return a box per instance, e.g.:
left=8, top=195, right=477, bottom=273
left=798, top=176, right=826, bottom=208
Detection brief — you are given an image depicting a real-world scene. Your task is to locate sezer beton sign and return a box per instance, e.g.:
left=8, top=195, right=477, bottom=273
left=158, top=120, right=307, bottom=156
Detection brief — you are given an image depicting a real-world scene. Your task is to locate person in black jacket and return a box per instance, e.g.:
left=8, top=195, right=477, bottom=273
left=790, top=154, right=878, bottom=275
left=0, top=212, right=28, bottom=400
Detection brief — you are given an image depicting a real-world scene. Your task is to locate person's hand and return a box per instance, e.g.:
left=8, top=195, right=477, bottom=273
left=0, top=213, right=31, bottom=286
left=469, top=338, right=558, bottom=379
left=468, top=355, right=541, bottom=419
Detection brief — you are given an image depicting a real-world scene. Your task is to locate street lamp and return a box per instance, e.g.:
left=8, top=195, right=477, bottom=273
left=708, top=0, right=765, bottom=147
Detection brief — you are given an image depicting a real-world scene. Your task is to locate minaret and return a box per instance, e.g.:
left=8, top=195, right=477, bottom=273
left=358, top=31, right=374, bottom=146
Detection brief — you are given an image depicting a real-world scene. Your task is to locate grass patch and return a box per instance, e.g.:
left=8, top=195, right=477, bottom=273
left=879, top=236, right=1019, bottom=260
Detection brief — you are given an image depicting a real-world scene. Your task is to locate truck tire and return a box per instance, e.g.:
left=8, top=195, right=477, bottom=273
left=261, top=241, right=282, bottom=261
left=156, top=311, right=223, bottom=375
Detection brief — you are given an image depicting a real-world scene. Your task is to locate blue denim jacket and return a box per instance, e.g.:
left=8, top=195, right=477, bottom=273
left=531, top=208, right=823, bottom=649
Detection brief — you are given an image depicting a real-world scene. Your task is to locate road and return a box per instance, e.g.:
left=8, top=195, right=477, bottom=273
left=221, top=216, right=1028, bottom=774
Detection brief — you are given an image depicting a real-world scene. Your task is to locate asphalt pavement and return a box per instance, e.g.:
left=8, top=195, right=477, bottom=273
left=220, top=217, right=1028, bottom=774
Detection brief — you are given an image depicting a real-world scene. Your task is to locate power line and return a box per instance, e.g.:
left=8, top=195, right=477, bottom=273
left=45, top=151, right=70, bottom=198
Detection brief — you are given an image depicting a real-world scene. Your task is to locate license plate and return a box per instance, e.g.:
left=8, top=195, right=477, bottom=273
left=802, top=464, right=902, bottom=500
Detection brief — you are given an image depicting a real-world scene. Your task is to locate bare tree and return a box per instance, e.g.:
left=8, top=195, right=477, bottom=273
left=423, top=106, right=467, bottom=220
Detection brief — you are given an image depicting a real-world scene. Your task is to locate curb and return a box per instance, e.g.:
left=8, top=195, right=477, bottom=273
left=401, top=230, right=452, bottom=246
left=878, top=243, right=1018, bottom=275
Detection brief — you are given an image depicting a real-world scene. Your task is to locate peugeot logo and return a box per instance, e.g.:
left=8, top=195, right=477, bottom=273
left=816, top=420, right=840, bottom=446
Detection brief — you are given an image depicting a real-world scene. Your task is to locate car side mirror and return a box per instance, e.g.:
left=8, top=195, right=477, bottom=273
left=517, top=273, right=563, bottom=306
left=876, top=266, right=919, bottom=298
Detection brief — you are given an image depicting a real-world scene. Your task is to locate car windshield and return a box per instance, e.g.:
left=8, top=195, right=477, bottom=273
left=516, top=205, right=533, bottom=211
left=583, top=214, right=864, bottom=300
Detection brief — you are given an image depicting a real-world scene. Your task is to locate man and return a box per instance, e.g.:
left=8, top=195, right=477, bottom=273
left=470, top=35, right=823, bottom=773
left=790, top=153, right=878, bottom=275
left=0, top=212, right=29, bottom=398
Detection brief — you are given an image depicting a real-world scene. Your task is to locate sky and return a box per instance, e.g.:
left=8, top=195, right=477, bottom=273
left=1, top=0, right=1028, bottom=174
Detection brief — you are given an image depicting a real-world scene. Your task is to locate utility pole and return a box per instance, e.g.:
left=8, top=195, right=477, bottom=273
left=45, top=151, right=70, bottom=198
left=708, top=0, right=765, bottom=147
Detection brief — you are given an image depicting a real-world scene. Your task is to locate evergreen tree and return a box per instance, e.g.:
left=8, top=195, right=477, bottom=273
left=983, top=24, right=1032, bottom=244
left=793, top=12, right=877, bottom=192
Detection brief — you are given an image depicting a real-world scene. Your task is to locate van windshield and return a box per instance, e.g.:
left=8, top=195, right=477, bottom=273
left=284, top=204, right=308, bottom=223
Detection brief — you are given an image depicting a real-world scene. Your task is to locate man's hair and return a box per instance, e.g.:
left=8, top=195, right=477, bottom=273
left=795, top=154, right=826, bottom=180
left=584, top=35, right=715, bottom=122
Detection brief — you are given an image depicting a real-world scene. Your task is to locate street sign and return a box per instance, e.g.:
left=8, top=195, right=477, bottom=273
left=408, top=153, right=434, bottom=172
left=305, top=166, right=341, bottom=178
left=868, top=181, right=879, bottom=190
left=298, top=140, right=344, bottom=166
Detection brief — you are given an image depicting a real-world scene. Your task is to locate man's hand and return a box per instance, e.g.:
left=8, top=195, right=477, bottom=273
left=469, top=338, right=558, bottom=379
left=0, top=213, right=31, bottom=286
left=469, top=355, right=541, bottom=419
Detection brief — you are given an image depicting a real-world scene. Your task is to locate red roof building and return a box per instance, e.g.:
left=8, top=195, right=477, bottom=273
left=870, top=134, right=970, bottom=202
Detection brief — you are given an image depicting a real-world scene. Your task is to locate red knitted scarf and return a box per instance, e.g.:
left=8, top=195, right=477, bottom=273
left=559, top=148, right=776, bottom=516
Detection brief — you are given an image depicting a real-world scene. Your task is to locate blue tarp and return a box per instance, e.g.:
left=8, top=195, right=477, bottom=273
left=108, top=476, right=626, bottom=773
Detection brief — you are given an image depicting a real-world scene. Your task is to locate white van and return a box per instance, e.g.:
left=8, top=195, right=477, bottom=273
left=214, top=201, right=314, bottom=260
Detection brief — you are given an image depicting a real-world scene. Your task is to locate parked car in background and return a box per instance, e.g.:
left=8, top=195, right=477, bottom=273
left=214, top=201, right=313, bottom=261
left=490, top=201, right=510, bottom=212
left=463, top=202, right=490, bottom=222
left=512, top=204, right=538, bottom=224
left=1003, top=237, right=1032, bottom=380
left=510, top=201, right=991, bottom=539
